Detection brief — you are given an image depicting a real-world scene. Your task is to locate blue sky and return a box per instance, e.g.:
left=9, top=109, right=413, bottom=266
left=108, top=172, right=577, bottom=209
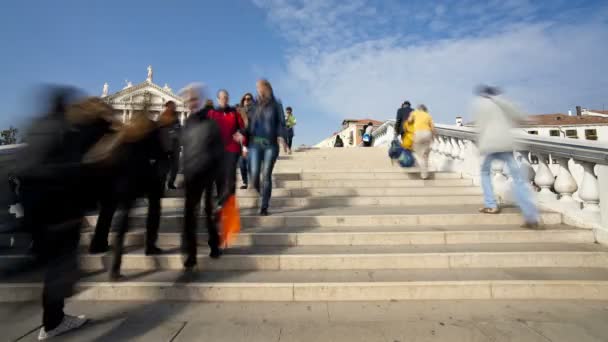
left=1, top=0, right=607, bottom=145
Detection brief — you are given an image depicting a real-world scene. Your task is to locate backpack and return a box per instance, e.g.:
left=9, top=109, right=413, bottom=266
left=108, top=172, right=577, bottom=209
left=182, top=117, right=223, bottom=179
left=362, top=133, right=371, bottom=143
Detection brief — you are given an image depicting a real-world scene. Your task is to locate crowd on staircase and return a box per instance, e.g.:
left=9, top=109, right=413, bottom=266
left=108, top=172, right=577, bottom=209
left=6, top=79, right=295, bottom=340
left=3, top=81, right=543, bottom=340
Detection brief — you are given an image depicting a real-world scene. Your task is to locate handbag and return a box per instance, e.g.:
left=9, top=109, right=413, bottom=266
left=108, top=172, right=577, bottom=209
left=220, top=195, right=241, bottom=247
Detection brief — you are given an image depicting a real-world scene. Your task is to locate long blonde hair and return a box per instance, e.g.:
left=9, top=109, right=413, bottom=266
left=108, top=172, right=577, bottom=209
left=256, top=79, right=274, bottom=106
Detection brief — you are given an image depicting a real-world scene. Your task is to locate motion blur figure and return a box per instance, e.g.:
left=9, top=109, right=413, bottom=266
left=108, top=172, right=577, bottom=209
left=17, top=88, right=114, bottom=340
left=472, top=85, right=540, bottom=228
left=159, top=100, right=181, bottom=190
left=107, top=109, right=167, bottom=280
left=181, top=84, right=224, bottom=269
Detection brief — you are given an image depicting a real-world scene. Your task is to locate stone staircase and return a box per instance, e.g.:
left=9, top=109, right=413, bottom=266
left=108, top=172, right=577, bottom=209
left=2, top=147, right=608, bottom=302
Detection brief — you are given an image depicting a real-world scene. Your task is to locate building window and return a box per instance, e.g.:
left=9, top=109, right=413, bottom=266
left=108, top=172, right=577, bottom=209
left=549, top=130, right=560, bottom=137
left=528, top=130, right=538, bottom=135
left=585, top=129, right=598, bottom=141
left=566, top=129, right=578, bottom=139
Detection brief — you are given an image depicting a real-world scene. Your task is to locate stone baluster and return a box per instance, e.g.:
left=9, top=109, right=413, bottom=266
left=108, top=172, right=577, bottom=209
left=579, top=162, right=600, bottom=212
left=534, top=153, right=556, bottom=198
left=517, top=151, right=535, bottom=186
left=430, top=137, right=440, bottom=166
left=457, top=139, right=466, bottom=162
left=554, top=157, right=578, bottom=202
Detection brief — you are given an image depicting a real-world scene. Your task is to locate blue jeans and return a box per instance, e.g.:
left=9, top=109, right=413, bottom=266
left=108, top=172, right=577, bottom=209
left=239, top=156, right=248, bottom=185
left=481, top=152, right=539, bottom=223
left=249, top=143, right=279, bottom=210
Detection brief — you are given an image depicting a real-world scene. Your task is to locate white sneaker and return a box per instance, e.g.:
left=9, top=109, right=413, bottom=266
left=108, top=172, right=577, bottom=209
left=38, top=314, right=87, bottom=340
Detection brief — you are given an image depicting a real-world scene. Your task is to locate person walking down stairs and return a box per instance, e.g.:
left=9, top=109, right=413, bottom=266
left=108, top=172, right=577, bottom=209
left=248, top=79, right=290, bottom=216
left=472, top=85, right=540, bottom=229
left=285, top=106, right=297, bottom=150
left=238, top=93, right=254, bottom=189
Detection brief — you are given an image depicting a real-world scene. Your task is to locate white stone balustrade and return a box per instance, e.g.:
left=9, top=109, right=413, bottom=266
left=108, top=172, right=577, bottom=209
left=431, top=123, right=608, bottom=244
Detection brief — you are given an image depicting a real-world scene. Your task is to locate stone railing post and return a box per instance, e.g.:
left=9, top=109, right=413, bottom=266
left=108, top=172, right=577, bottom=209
left=554, top=157, right=578, bottom=203
left=534, top=153, right=556, bottom=198
left=579, top=162, right=600, bottom=212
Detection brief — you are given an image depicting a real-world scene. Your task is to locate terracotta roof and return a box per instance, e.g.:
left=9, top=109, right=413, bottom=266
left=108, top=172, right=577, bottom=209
left=342, top=119, right=384, bottom=126
left=525, top=113, right=608, bottom=126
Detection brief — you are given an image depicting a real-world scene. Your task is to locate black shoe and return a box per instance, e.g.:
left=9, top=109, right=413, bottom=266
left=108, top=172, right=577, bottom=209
left=240, top=184, right=248, bottom=190
left=209, top=248, right=223, bottom=259
left=145, top=246, right=164, bottom=255
left=260, top=208, right=269, bottom=216
left=168, top=184, right=177, bottom=190
left=184, top=257, right=197, bottom=269
left=109, top=272, right=124, bottom=282
left=89, top=244, right=110, bottom=255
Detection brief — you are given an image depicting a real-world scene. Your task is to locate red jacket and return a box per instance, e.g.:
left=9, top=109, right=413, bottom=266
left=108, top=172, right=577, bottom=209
left=207, top=107, right=247, bottom=153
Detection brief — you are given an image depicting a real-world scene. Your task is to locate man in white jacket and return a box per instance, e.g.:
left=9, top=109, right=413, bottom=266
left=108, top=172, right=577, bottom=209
left=472, top=85, right=539, bottom=228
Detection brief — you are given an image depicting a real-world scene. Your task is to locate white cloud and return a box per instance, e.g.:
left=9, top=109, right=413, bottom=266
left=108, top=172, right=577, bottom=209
left=253, top=0, right=608, bottom=126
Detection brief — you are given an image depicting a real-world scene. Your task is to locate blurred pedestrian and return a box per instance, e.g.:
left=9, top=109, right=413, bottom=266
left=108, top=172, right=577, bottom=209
left=334, top=135, right=344, bottom=148
left=362, top=122, right=374, bottom=147
left=285, top=106, right=297, bottom=150
left=248, top=79, right=289, bottom=216
left=181, top=84, right=224, bottom=269
left=17, top=88, right=112, bottom=339
left=395, top=101, right=413, bottom=139
left=106, top=108, right=167, bottom=280
left=88, top=108, right=166, bottom=263
left=473, top=85, right=540, bottom=228
left=207, top=90, right=247, bottom=206
left=159, top=100, right=181, bottom=190
left=238, top=92, right=255, bottom=189
left=407, top=105, right=435, bottom=179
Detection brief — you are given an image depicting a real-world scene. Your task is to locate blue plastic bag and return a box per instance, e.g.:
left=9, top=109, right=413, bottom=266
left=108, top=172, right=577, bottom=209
left=398, top=148, right=415, bottom=168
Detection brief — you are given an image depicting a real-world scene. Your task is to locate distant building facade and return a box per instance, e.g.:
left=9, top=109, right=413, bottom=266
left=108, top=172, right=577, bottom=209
left=462, top=107, right=608, bottom=142
left=102, top=66, right=189, bottom=124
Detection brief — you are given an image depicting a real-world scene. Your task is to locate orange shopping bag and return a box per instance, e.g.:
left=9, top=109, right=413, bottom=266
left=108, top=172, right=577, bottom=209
left=220, top=195, right=241, bottom=248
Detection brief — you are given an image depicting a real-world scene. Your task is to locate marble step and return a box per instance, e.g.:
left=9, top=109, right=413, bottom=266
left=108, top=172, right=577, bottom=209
left=81, top=226, right=595, bottom=248
left=264, top=172, right=462, bottom=181
left=82, top=206, right=563, bottom=229
left=3, top=224, right=591, bottom=249
left=3, top=243, right=606, bottom=272
left=169, top=179, right=474, bottom=192
left=3, top=268, right=608, bottom=301
left=158, top=195, right=484, bottom=209
left=166, top=186, right=482, bottom=199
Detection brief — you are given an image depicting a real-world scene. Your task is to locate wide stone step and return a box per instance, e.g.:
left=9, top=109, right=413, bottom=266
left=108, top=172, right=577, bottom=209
left=78, top=226, right=594, bottom=247
left=83, top=206, right=562, bottom=229
left=168, top=179, right=474, bottom=193
left=3, top=268, right=608, bottom=301
left=4, top=243, right=606, bottom=271
left=2, top=224, right=591, bottom=249
left=269, top=172, right=461, bottom=181
left=159, top=195, right=483, bottom=209
left=167, top=186, right=483, bottom=200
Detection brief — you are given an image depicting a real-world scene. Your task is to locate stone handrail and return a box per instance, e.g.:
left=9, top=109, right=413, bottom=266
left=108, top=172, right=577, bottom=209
left=432, top=123, right=608, bottom=242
